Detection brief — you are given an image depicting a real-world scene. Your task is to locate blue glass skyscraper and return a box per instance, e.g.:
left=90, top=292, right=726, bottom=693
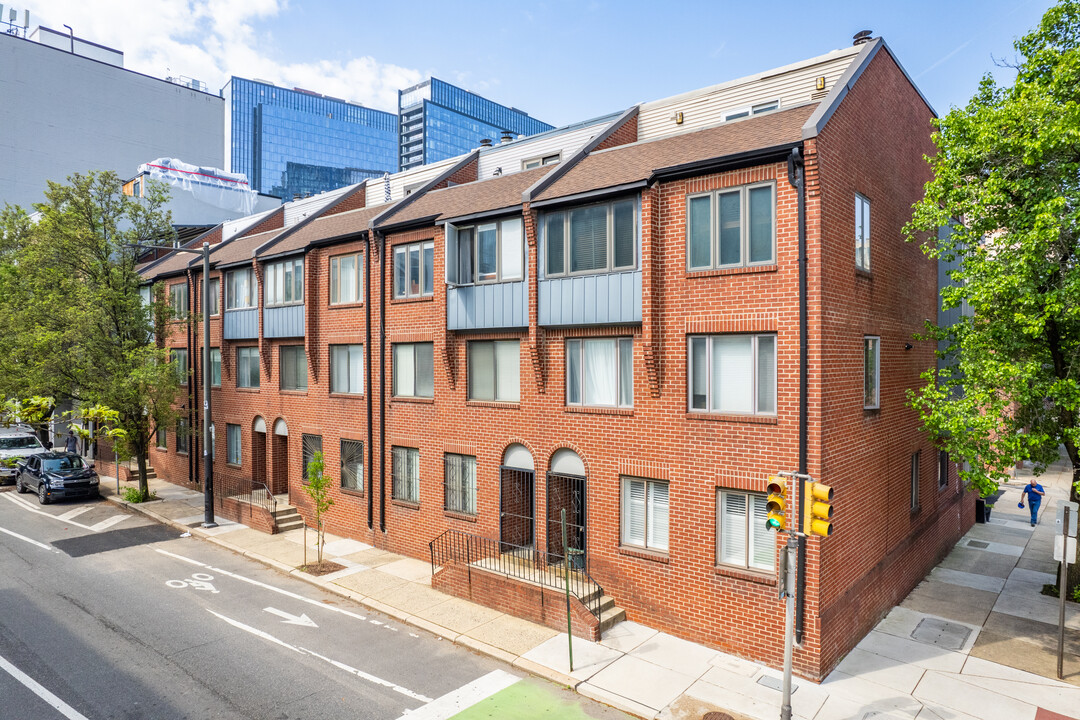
left=224, top=77, right=398, bottom=199
left=399, top=78, right=553, bottom=171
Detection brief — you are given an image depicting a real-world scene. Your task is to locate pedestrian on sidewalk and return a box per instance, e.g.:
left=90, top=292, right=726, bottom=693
left=64, top=430, right=79, bottom=455
left=1019, top=480, right=1045, bottom=526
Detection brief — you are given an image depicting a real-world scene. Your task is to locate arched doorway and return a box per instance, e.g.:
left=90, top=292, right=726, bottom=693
left=271, top=418, right=288, bottom=495
left=500, top=444, right=535, bottom=553
left=547, top=448, right=587, bottom=568
left=251, top=416, right=267, bottom=492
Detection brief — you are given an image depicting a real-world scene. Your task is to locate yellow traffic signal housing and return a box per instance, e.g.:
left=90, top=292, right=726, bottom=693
left=803, top=481, right=834, bottom=537
left=765, top=477, right=787, bottom=532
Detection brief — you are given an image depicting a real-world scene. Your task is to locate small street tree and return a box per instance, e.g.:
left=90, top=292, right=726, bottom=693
left=302, top=450, right=333, bottom=566
left=0, top=397, right=127, bottom=471
left=0, top=171, right=182, bottom=500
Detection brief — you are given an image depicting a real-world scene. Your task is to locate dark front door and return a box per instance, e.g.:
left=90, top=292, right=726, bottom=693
left=252, top=431, right=267, bottom=490
left=547, top=472, right=586, bottom=568
left=271, top=433, right=288, bottom=495
left=499, top=466, right=535, bottom=553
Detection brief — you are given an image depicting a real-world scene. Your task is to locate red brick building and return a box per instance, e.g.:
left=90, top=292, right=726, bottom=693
left=141, top=37, right=974, bottom=679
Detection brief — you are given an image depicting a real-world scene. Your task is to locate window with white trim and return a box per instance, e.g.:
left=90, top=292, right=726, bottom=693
left=856, top=194, right=871, bottom=271
left=688, top=334, right=776, bottom=415
left=717, top=490, right=774, bottom=571
left=210, top=348, right=221, bottom=387
left=544, top=198, right=637, bottom=277
left=450, top=218, right=523, bottom=285
left=523, top=153, right=560, bottom=170
left=227, top=424, right=241, bottom=465
left=444, top=453, right=476, bottom=515
left=393, top=343, right=434, bottom=398
left=236, top=347, right=260, bottom=389
left=393, top=241, right=434, bottom=299
left=392, top=446, right=420, bottom=503
left=279, top=346, right=307, bottom=391
left=687, top=182, right=775, bottom=270
left=225, top=268, right=256, bottom=310
left=621, top=477, right=669, bottom=552
left=265, top=258, right=304, bottom=307
left=566, top=338, right=633, bottom=408
left=341, top=440, right=364, bottom=491
left=330, top=253, right=362, bottom=304
left=330, top=345, right=364, bottom=394
left=170, top=349, right=188, bottom=385
left=468, top=340, right=520, bottom=402
left=864, top=336, right=880, bottom=409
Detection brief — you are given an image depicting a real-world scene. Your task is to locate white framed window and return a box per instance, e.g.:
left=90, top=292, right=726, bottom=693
left=170, top=349, right=188, bottom=385
left=279, top=346, right=307, bottom=391
left=330, top=253, right=362, bottom=304
left=265, top=258, right=304, bottom=307
left=444, top=453, right=477, bottom=515
left=621, top=477, right=669, bottom=552
left=938, top=450, right=949, bottom=490
left=227, top=424, right=241, bottom=465
left=468, top=340, right=520, bottom=402
left=687, top=182, right=775, bottom=270
left=225, top=268, right=256, bottom=310
left=523, top=153, right=560, bottom=170
left=688, top=334, right=776, bottom=415
left=210, top=348, right=221, bottom=387
left=566, top=338, right=633, bottom=408
left=910, top=451, right=921, bottom=510
left=392, top=446, right=420, bottom=503
left=717, top=490, right=774, bottom=571
left=341, top=440, right=364, bottom=491
left=331, top=344, right=364, bottom=394
left=723, top=100, right=780, bottom=121
left=392, top=342, right=434, bottom=398
left=393, top=241, right=435, bottom=299
left=543, top=198, right=637, bottom=277
left=451, top=218, right=523, bottom=285
left=236, top=347, right=260, bottom=389
left=169, top=283, right=188, bottom=319
left=864, top=336, right=880, bottom=409
left=856, top=193, right=871, bottom=271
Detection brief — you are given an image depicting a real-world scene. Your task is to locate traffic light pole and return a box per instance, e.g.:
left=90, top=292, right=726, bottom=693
left=780, top=534, right=798, bottom=720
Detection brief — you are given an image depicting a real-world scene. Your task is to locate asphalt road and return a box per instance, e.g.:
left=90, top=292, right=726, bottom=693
left=0, top=487, right=620, bottom=720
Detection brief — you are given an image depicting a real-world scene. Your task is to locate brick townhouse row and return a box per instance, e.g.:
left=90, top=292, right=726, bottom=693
left=140, top=37, right=975, bottom=679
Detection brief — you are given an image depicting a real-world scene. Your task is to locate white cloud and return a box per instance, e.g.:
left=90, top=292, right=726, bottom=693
left=28, top=0, right=422, bottom=111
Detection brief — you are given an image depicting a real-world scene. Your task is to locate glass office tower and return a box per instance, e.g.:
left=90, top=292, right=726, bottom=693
left=398, top=78, right=554, bottom=171
left=224, top=78, right=398, bottom=199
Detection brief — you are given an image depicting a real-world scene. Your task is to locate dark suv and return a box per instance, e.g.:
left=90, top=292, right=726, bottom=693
left=16, top=452, right=100, bottom=504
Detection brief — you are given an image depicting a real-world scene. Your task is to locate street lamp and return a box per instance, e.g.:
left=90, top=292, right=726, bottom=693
left=129, top=241, right=216, bottom=527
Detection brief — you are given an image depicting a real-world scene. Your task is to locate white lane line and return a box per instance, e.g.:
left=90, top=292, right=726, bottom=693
left=0, top=652, right=90, bottom=720
left=2, top=493, right=121, bottom=533
left=57, top=507, right=93, bottom=521
left=89, top=515, right=128, bottom=532
left=395, top=670, right=519, bottom=720
left=0, top=525, right=58, bottom=552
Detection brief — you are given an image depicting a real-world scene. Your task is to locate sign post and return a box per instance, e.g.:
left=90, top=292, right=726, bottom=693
left=1055, top=501, right=1078, bottom=680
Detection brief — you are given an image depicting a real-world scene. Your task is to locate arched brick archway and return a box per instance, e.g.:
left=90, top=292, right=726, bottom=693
left=499, top=443, right=536, bottom=552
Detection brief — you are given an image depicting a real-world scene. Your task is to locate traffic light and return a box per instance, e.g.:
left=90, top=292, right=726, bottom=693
left=766, top=477, right=787, bottom=532
left=803, top=481, right=834, bottom=537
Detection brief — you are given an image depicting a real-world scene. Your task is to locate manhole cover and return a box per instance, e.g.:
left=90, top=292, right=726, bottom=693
left=911, top=617, right=971, bottom=650
left=967, top=540, right=989, bottom=548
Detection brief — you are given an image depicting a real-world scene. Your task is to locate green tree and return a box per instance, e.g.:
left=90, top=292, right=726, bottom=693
left=303, top=450, right=333, bottom=566
left=0, top=171, right=183, bottom=500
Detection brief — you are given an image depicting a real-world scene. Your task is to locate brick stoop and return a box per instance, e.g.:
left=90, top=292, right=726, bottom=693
left=272, top=504, right=305, bottom=533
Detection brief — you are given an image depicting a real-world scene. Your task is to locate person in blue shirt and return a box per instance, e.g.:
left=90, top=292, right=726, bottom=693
left=1018, top=480, right=1045, bottom=526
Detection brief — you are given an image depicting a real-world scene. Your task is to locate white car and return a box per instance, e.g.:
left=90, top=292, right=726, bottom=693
left=0, top=429, right=47, bottom=483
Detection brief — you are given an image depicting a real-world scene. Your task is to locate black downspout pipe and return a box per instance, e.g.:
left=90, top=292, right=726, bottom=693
left=366, top=233, right=374, bottom=530
left=787, top=147, right=808, bottom=646
left=377, top=231, right=386, bottom=533
left=187, top=278, right=195, bottom=488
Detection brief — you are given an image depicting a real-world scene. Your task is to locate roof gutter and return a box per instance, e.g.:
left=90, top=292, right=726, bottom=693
left=650, top=142, right=802, bottom=183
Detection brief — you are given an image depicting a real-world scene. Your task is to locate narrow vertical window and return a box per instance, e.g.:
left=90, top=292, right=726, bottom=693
left=856, top=194, right=871, bottom=271
left=210, top=348, right=221, bottom=387
left=938, top=450, right=949, bottom=490
left=910, top=451, right=921, bottom=510
left=864, top=336, right=880, bottom=409
left=227, top=424, right=241, bottom=465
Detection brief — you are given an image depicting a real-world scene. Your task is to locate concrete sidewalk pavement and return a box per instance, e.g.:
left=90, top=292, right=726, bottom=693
left=98, top=468, right=1080, bottom=720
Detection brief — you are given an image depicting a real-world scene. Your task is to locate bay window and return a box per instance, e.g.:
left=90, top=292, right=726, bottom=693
left=544, top=198, right=637, bottom=276
left=265, top=258, right=304, bottom=307
left=226, top=268, right=256, bottom=310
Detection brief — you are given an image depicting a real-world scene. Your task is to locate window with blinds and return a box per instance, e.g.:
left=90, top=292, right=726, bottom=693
left=621, top=477, right=669, bottom=552
left=392, top=343, right=434, bottom=398
left=392, top=446, right=420, bottom=503
left=279, top=346, right=308, bottom=391
left=330, top=253, right=363, bottom=304
left=301, top=433, right=322, bottom=483
left=265, top=258, right=304, bottom=307
left=331, top=344, right=364, bottom=394
left=444, top=453, right=476, bottom=514
left=341, top=440, right=364, bottom=491
left=468, top=340, right=520, bottom=402
left=687, top=182, right=775, bottom=271
left=543, top=198, right=637, bottom=277
left=688, top=334, right=776, bottom=415
left=717, top=490, right=774, bottom=571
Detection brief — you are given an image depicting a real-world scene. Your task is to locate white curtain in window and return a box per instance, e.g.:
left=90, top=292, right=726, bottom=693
left=750, top=495, right=774, bottom=570
left=756, top=336, right=776, bottom=414
left=583, top=339, right=616, bottom=406
left=415, top=343, right=434, bottom=397
left=340, top=256, right=356, bottom=303
left=495, top=341, right=520, bottom=402
left=566, top=340, right=581, bottom=404
left=720, top=492, right=747, bottom=566
left=469, top=342, right=495, bottom=401
left=500, top=219, right=523, bottom=280
left=712, top=336, right=752, bottom=413
left=647, top=481, right=669, bottom=551
left=622, top=479, right=646, bottom=546
left=618, top=338, right=633, bottom=407
left=394, top=344, right=415, bottom=396
left=349, top=345, right=363, bottom=393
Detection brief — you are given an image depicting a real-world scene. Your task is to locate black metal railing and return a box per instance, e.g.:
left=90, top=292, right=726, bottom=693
left=429, top=529, right=604, bottom=618
left=214, top=476, right=277, bottom=523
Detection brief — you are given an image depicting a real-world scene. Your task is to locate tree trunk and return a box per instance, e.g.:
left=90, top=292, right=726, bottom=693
left=135, top=444, right=149, bottom=500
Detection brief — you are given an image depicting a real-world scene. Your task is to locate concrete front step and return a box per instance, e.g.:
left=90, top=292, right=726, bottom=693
left=272, top=504, right=305, bottom=533
left=597, top=597, right=627, bottom=634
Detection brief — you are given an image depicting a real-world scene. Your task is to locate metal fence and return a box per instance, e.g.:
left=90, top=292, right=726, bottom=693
left=213, top=475, right=277, bottom=524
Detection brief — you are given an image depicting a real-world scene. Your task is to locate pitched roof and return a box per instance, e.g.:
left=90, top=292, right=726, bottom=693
left=383, top=166, right=550, bottom=227
left=535, top=104, right=817, bottom=202
left=207, top=228, right=282, bottom=268
left=260, top=205, right=384, bottom=258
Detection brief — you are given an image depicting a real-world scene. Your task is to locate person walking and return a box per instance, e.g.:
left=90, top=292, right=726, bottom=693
left=64, top=429, right=79, bottom=455
left=1019, top=479, right=1045, bottom=526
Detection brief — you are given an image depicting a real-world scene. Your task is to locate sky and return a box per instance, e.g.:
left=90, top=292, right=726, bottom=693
left=25, top=0, right=1057, bottom=127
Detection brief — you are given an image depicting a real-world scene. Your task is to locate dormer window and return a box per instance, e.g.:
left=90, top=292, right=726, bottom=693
left=447, top=218, right=523, bottom=285
left=543, top=198, right=637, bottom=277
left=523, top=153, right=560, bottom=170
left=723, top=100, right=781, bottom=122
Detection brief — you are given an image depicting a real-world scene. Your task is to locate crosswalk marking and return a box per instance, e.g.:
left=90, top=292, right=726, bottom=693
left=2, top=492, right=129, bottom=533
left=58, top=507, right=93, bottom=521
left=395, top=670, right=520, bottom=720
left=90, top=515, right=128, bottom=532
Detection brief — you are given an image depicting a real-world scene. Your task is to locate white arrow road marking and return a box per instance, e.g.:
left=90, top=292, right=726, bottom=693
left=0, top=524, right=58, bottom=552
left=265, top=607, right=318, bottom=627
left=0, top=652, right=90, bottom=720
left=207, top=610, right=431, bottom=702
left=394, top=670, right=519, bottom=720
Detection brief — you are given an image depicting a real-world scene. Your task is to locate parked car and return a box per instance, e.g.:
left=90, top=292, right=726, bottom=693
left=0, top=428, right=47, bottom=484
left=15, top=452, right=100, bottom=504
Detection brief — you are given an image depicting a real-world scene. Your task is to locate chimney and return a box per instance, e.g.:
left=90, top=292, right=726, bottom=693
left=500, top=131, right=514, bottom=144
left=479, top=138, right=493, bottom=148
left=853, top=30, right=873, bottom=46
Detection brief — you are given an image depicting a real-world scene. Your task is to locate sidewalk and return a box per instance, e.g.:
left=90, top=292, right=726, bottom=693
left=100, top=467, right=1080, bottom=720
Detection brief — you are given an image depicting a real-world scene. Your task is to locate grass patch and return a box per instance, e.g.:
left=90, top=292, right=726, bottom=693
left=122, top=487, right=158, bottom=503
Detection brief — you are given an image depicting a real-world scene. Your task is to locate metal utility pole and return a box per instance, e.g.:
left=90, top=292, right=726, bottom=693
left=562, top=508, right=574, bottom=672
left=1057, top=502, right=1077, bottom=679
left=780, top=535, right=797, bottom=720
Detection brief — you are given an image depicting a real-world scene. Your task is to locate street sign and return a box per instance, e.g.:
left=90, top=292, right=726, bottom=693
left=1055, top=502, right=1078, bottom=538
left=1053, top=535, right=1077, bottom=564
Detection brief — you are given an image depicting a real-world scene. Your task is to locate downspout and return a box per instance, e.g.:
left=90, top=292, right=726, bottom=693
left=786, top=147, right=808, bottom=646
left=187, top=277, right=195, bottom=487
left=377, top=231, right=386, bottom=533
left=366, top=232, right=374, bottom=530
